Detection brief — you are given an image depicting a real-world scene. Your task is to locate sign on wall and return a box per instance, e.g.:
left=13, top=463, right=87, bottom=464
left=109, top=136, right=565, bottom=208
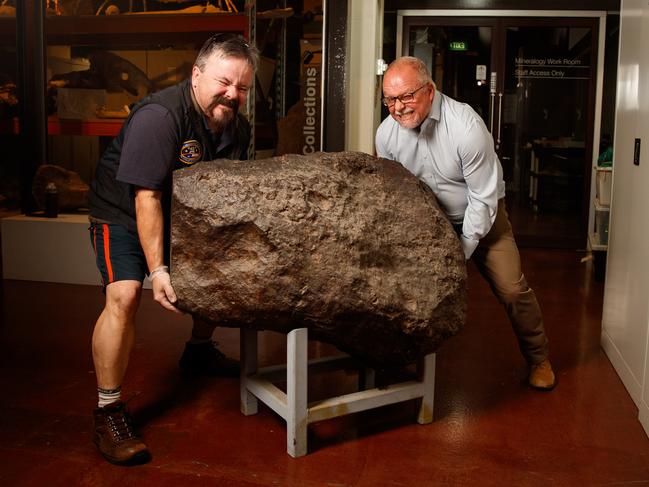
left=514, top=57, right=591, bottom=80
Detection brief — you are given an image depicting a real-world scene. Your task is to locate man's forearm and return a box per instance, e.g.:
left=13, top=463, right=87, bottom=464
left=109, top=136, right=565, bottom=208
left=134, top=188, right=165, bottom=273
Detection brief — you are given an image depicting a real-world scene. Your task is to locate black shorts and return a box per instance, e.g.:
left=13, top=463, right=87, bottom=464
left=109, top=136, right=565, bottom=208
left=89, top=222, right=147, bottom=289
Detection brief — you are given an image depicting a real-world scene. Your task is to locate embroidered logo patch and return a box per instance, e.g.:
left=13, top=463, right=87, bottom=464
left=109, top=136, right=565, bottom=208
left=179, top=140, right=202, bottom=165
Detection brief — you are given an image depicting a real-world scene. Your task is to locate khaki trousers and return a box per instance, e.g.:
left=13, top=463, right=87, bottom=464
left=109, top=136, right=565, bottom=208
left=470, top=199, right=549, bottom=365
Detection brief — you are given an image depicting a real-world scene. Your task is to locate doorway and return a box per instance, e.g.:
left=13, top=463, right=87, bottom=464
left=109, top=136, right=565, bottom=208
left=398, top=14, right=602, bottom=248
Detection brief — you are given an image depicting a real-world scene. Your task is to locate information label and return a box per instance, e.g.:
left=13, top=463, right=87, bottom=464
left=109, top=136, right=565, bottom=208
left=513, top=57, right=590, bottom=80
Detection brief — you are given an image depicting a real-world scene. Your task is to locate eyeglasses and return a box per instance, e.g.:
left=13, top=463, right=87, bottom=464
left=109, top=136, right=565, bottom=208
left=382, top=84, right=428, bottom=107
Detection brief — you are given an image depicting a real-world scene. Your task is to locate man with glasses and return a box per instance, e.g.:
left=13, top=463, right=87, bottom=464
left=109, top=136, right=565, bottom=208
left=87, top=34, right=259, bottom=465
left=376, top=56, right=555, bottom=392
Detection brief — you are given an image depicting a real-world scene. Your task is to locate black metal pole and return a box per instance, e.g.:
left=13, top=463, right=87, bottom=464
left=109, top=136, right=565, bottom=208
left=323, top=0, right=347, bottom=152
left=16, top=0, right=47, bottom=214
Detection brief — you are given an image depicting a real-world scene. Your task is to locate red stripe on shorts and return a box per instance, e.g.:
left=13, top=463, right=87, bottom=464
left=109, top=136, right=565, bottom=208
left=102, top=224, right=114, bottom=283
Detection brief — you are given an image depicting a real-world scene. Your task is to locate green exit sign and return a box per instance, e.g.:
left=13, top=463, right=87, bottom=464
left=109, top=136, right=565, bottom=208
left=449, top=41, right=468, bottom=51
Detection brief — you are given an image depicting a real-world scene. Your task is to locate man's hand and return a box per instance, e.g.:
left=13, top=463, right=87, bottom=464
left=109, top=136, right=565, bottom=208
left=134, top=189, right=182, bottom=314
left=460, top=235, right=479, bottom=260
left=149, top=265, right=182, bottom=313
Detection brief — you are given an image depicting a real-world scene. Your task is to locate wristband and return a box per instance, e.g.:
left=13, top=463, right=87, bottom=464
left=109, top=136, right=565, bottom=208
left=149, top=265, right=169, bottom=281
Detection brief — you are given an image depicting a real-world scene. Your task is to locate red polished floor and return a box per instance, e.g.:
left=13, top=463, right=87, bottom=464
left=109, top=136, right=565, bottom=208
left=1, top=249, right=648, bottom=486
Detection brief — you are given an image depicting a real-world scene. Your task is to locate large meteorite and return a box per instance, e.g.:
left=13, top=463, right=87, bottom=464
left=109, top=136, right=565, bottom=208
left=171, top=151, right=466, bottom=366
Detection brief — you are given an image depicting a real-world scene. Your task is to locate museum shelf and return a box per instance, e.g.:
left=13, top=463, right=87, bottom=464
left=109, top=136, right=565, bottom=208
left=1, top=116, right=124, bottom=136
left=0, top=10, right=250, bottom=132
left=5, top=3, right=328, bottom=213
left=45, top=13, right=248, bottom=46
left=47, top=116, right=124, bottom=136
left=1, top=12, right=247, bottom=42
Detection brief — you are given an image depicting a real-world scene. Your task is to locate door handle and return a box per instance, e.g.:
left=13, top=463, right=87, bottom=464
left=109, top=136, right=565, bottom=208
left=496, top=92, right=503, bottom=150
left=489, top=93, right=495, bottom=133
left=489, top=72, right=497, bottom=134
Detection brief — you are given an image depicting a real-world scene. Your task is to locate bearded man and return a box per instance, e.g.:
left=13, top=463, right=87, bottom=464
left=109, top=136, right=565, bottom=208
left=87, top=34, right=259, bottom=465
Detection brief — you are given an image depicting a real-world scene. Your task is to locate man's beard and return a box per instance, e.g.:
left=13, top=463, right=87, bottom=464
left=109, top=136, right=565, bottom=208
left=206, top=95, right=239, bottom=134
left=393, top=107, right=424, bottom=130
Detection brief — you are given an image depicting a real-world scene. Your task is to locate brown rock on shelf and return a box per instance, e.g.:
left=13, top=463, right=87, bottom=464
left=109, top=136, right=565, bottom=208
left=32, top=164, right=89, bottom=211
left=171, top=151, right=467, bottom=366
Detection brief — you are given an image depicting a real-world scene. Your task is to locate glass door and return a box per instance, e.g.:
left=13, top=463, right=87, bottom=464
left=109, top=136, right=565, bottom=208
left=499, top=20, right=596, bottom=248
left=403, top=19, right=496, bottom=127
left=401, top=16, right=599, bottom=249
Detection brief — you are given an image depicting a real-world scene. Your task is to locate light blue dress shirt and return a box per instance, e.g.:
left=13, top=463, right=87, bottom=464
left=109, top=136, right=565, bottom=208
left=375, top=90, right=506, bottom=259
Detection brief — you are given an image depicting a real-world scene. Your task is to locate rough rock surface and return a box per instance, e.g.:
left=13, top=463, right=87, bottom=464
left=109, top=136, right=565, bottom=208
left=32, top=164, right=89, bottom=211
left=171, top=151, right=466, bottom=366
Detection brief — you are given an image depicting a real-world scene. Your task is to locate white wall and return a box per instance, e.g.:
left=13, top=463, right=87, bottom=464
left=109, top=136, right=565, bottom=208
left=345, top=0, right=383, bottom=153
left=601, top=0, right=649, bottom=436
left=2, top=214, right=101, bottom=286
left=1, top=214, right=152, bottom=289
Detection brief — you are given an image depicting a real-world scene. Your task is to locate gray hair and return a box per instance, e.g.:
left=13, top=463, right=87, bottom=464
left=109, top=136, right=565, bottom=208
left=386, top=56, right=436, bottom=88
left=194, top=33, right=260, bottom=72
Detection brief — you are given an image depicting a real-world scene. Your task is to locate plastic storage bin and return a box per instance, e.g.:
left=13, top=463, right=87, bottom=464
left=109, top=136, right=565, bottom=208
left=596, top=167, right=612, bottom=206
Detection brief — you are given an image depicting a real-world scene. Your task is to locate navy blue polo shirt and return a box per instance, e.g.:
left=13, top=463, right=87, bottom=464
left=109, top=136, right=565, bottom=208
left=89, top=79, right=251, bottom=237
left=116, top=104, right=234, bottom=190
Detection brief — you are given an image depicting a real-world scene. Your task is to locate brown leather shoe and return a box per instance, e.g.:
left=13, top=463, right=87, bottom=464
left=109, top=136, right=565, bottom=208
left=93, top=401, right=150, bottom=466
left=528, top=359, right=556, bottom=390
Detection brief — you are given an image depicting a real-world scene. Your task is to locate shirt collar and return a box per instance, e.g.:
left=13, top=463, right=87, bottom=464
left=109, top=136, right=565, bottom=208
left=412, top=89, right=440, bottom=133
left=429, top=89, right=442, bottom=122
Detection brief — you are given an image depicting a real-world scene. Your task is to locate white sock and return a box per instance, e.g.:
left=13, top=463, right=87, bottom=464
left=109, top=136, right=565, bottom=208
left=97, top=386, right=121, bottom=408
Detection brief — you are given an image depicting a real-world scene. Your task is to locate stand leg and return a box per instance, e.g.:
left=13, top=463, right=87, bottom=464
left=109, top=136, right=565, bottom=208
left=240, top=328, right=259, bottom=416
left=287, top=328, right=308, bottom=457
left=417, top=353, right=435, bottom=424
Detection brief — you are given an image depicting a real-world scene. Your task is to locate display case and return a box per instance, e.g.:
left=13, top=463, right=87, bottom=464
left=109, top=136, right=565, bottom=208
left=1, top=1, right=331, bottom=218
left=44, top=12, right=248, bottom=131
left=1, top=3, right=250, bottom=213
left=45, top=12, right=248, bottom=183
left=1, top=1, right=336, bottom=286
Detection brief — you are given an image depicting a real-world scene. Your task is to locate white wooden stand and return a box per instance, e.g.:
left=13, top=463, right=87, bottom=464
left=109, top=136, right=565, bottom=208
left=240, top=328, right=435, bottom=457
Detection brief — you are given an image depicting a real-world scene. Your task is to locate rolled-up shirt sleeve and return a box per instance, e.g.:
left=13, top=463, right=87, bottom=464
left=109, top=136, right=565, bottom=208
left=458, top=117, right=501, bottom=259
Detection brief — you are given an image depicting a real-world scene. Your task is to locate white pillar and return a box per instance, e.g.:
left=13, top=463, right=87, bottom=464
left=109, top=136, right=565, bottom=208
left=345, top=0, right=384, bottom=154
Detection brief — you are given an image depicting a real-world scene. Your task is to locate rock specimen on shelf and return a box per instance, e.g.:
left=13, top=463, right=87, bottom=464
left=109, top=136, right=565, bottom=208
left=171, top=151, right=467, bottom=366
left=32, top=164, right=89, bottom=211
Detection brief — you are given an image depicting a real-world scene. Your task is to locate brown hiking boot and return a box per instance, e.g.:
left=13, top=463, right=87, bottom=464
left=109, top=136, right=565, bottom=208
left=528, top=359, right=556, bottom=390
left=93, top=400, right=150, bottom=466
